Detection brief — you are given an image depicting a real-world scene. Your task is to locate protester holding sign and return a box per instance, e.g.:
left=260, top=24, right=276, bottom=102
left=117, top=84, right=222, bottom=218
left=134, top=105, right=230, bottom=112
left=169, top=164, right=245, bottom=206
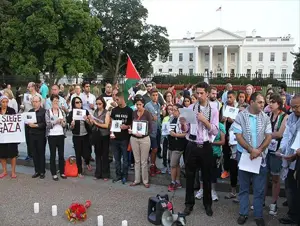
left=129, top=95, right=152, bottom=188
left=45, top=94, right=67, bottom=181
left=233, top=92, right=272, bottom=226
left=28, top=95, right=47, bottom=179
left=67, top=97, right=92, bottom=178
left=89, top=96, right=110, bottom=180
left=0, top=96, right=18, bottom=179
left=265, top=93, right=287, bottom=216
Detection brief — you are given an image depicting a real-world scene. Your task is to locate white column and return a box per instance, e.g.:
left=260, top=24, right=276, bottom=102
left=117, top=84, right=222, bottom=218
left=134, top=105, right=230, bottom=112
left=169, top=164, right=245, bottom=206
left=195, top=46, right=199, bottom=74
left=239, top=45, right=243, bottom=74
left=209, top=45, right=213, bottom=73
left=224, top=45, right=228, bottom=74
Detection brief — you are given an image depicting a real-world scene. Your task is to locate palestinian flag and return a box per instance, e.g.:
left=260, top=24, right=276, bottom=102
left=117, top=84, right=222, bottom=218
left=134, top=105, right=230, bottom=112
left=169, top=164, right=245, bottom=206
left=124, top=55, right=141, bottom=106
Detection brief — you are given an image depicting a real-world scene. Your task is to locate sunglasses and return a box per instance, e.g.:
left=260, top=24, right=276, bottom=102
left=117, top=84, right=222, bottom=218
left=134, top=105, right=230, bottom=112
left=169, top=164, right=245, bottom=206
left=96, top=103, right=103, bottom=105
left=75, top=101, right=82, bottom=104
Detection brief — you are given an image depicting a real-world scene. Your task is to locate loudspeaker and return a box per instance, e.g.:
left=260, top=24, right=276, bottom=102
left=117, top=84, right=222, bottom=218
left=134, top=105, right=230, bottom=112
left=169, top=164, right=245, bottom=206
left=162, top=212, right=186, bottom=226
left=147, top=194, right=169, bottom=225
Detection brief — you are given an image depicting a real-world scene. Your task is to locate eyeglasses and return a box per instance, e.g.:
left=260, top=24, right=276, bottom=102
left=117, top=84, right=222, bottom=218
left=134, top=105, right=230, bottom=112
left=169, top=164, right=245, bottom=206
left=291, top=105, right=300, bottom=110
left=75, top=101, right=82, bottom=104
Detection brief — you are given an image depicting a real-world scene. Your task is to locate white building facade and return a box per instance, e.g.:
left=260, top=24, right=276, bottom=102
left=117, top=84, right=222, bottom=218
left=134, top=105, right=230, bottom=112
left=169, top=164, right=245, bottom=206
left=152, top=28, right=295, bottom=77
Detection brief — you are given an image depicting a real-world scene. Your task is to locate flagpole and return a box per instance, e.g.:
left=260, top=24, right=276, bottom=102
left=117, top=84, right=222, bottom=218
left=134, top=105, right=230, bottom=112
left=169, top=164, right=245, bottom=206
left=219, top=9, right=222, bottom=28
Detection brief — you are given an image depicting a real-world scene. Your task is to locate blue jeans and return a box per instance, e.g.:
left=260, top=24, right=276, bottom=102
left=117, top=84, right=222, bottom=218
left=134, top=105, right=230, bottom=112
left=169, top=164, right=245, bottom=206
left=237, top=152, right=267, bottom=219
left=111, top=139, right=129, bottom=179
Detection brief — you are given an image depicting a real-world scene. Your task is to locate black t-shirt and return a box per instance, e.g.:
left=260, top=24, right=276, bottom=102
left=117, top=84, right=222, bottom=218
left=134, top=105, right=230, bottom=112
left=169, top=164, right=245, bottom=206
left=111, top=106, right=133, bottom=140
left=168, top=118, right=187, bottom=151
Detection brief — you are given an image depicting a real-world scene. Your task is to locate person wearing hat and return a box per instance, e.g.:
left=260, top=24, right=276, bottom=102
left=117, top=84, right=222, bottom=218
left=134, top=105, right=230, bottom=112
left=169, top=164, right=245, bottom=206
left=0, top=96, right=18, bottom=179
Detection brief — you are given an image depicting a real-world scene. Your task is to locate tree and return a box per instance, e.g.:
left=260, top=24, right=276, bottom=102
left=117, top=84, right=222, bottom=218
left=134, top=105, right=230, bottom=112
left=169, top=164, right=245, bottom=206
left=91, top=0, right=170, bottom=81
left=0, top=0, right=15, bottom=83
left=292, top=51, right=300, bottom=80
left=1, top=0, right=103, bottom=84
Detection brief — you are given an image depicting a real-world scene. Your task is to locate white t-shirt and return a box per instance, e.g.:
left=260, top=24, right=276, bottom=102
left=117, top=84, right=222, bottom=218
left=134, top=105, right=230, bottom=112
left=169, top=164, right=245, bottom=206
left=80, top=92, right=96, bottom=113
left=23, top=92, right=43, bottom=112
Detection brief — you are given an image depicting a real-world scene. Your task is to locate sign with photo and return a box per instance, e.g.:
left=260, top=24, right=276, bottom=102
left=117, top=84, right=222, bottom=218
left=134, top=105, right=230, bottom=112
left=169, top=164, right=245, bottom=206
left=22, top=112, right=37, bottom=124
left=223, top=106, right=239, bottom=120
left=110, top=120, right=122, bottom=132
left=72, top=109, right=86, bottom=121
left=132, top=120, right=148, bottom=136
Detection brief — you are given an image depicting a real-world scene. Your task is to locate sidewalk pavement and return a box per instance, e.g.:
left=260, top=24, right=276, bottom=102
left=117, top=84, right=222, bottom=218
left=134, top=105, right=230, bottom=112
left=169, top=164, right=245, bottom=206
left=15, top=131, right=285, bottom=196
left=0, top=165, right=288, bottom=226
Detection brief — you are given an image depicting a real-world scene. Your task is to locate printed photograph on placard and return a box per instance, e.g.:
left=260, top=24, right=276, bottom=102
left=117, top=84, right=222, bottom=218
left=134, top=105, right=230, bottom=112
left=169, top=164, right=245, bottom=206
left=132, top=120, right=148, bottom=136
left=22, top=112, right=37, bottom=124
left=111, top=120, right=122, bottom=132
left=72, top=109, right=86, bottom=121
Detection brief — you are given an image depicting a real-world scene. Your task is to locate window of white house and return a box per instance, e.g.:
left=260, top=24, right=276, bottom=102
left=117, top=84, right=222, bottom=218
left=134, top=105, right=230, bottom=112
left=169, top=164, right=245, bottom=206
left=189, top=68, right=193, bottom=75
left=168, top=53, right=173, bottom=62
left=179, top=53, right=183, bottom=62
left=247, top=69, right=251, bottom=75
left=179, top=68, right=183, bottom=74
left=189, top=53, right=193, bottom=62
left=168, top=68, right=172, bottom=73
left=159, top=69, right=162, bottom=73
left=259, top=52, right=263, bottom=62
left=247, top=52, right=252, bottom=62
left=230, top=53, right=235, bottom=62
left=270, top=69, right=274, bottom=76
left=282, top=52, right=287, bottom=62
left=281, top=69, right=286, bottom=74
left=258, top=69, right=263, bottom=75
left=218, top=53, right=222, bottom=62
left=270, top=52, right=275, bottom=61
left=204, top=53, right=209, bottom=62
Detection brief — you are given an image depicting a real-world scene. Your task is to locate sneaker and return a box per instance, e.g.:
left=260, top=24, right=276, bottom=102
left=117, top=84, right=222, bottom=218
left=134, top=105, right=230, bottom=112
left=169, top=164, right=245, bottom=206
left=175, top=182, right=182, bottom=189
left=221, top=171, right=230, bottom=179
left=168, top=183, right=176, bottom=192
left=78, top=174, right=84, bottom=178
left=269, top=204, right=278, bottom=216
left=122, top=178, right=127, bottom=184
left=161, top=167, right=167, bottom=174
left=195, top=189, right=203, bottom=200
left=53, top=175, right=59, bottom=181
left=211, top=190, right=219, bottom=201
left=150, top=165, right=156, bottom=177
left=237, top=215, right=248, bottom=225
left=113, top=177, right=122, bottom=183
left=155, top=166, right=161, bottom=174
left=25, top=156, right=32, bottom=161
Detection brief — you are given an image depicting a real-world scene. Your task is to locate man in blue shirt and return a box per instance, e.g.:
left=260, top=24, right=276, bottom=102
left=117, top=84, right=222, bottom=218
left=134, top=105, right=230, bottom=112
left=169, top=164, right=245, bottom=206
left=233, top=92, right=272, bottom=226
left=39, top=80, right=49, bottom=99
left=45, top=85, right=68, bottom=113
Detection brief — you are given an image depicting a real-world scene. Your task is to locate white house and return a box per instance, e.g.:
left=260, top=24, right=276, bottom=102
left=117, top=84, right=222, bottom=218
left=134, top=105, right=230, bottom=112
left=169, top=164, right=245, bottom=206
left=152, top=27, right=296, bottom=77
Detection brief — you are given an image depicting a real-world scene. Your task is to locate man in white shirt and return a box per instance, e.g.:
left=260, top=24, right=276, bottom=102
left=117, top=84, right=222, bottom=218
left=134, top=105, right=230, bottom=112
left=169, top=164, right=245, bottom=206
left=70, top=85, right=82, bottom=109
left=221, top=83, right=233, bottom=104
left=80, top=81, right=96, bottom=114
left=209, top=86, right=222, bottom=110
left=45, top=85, right=68, bottom=113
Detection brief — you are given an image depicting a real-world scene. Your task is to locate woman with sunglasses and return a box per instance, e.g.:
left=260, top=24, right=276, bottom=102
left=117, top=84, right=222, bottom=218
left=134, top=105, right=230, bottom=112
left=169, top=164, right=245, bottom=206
left=129, top=95, right=152, bottom=188
left=45, top=94, right=67, bottom=181
left=88, top=96, right=110, bottom=181
left=67, top=97, right=92, bottom=178
left=0, top=96, right=18, bottom=179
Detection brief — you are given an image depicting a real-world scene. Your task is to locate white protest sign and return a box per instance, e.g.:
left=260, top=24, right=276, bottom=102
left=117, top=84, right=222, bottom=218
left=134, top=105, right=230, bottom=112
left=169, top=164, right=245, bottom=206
left=22, top=112, right=37, bottom=124
left=0, top=114, right=25, bottom=143
left=223, top=106, right=239, bottom=120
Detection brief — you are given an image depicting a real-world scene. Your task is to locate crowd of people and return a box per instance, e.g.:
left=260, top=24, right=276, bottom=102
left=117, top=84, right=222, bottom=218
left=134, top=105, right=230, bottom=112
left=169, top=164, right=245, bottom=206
left=0, top=80, right=299, bottom=226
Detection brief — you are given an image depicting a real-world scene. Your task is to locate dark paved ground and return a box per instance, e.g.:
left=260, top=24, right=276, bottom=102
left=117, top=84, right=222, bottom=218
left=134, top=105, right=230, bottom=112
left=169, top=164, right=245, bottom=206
left=0, top=165, right=288, bottom=226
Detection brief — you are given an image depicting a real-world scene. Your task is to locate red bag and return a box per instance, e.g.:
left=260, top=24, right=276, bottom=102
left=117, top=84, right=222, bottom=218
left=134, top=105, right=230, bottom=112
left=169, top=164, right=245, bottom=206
left=64, top=156, right=78, bottom=177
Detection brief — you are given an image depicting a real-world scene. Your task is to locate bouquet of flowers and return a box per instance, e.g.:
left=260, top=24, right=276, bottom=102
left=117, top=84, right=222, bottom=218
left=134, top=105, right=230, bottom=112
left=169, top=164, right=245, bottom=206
left=65, top=200, right=91, bottom=223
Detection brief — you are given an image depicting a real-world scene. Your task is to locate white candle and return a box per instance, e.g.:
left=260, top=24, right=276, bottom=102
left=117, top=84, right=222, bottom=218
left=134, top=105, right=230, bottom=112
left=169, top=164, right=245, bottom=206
left=34, top=203, right=39, bottom=214
left=52, top=205, right=57, bottom=216
left=97, top=215, right=103, bottom=226
left=122, top=220, right=128, bottom=226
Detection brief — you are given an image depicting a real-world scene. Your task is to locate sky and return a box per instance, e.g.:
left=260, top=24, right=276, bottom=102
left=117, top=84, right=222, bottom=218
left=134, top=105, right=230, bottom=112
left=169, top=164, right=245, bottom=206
left=142, top=0, right=300, bottom=50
